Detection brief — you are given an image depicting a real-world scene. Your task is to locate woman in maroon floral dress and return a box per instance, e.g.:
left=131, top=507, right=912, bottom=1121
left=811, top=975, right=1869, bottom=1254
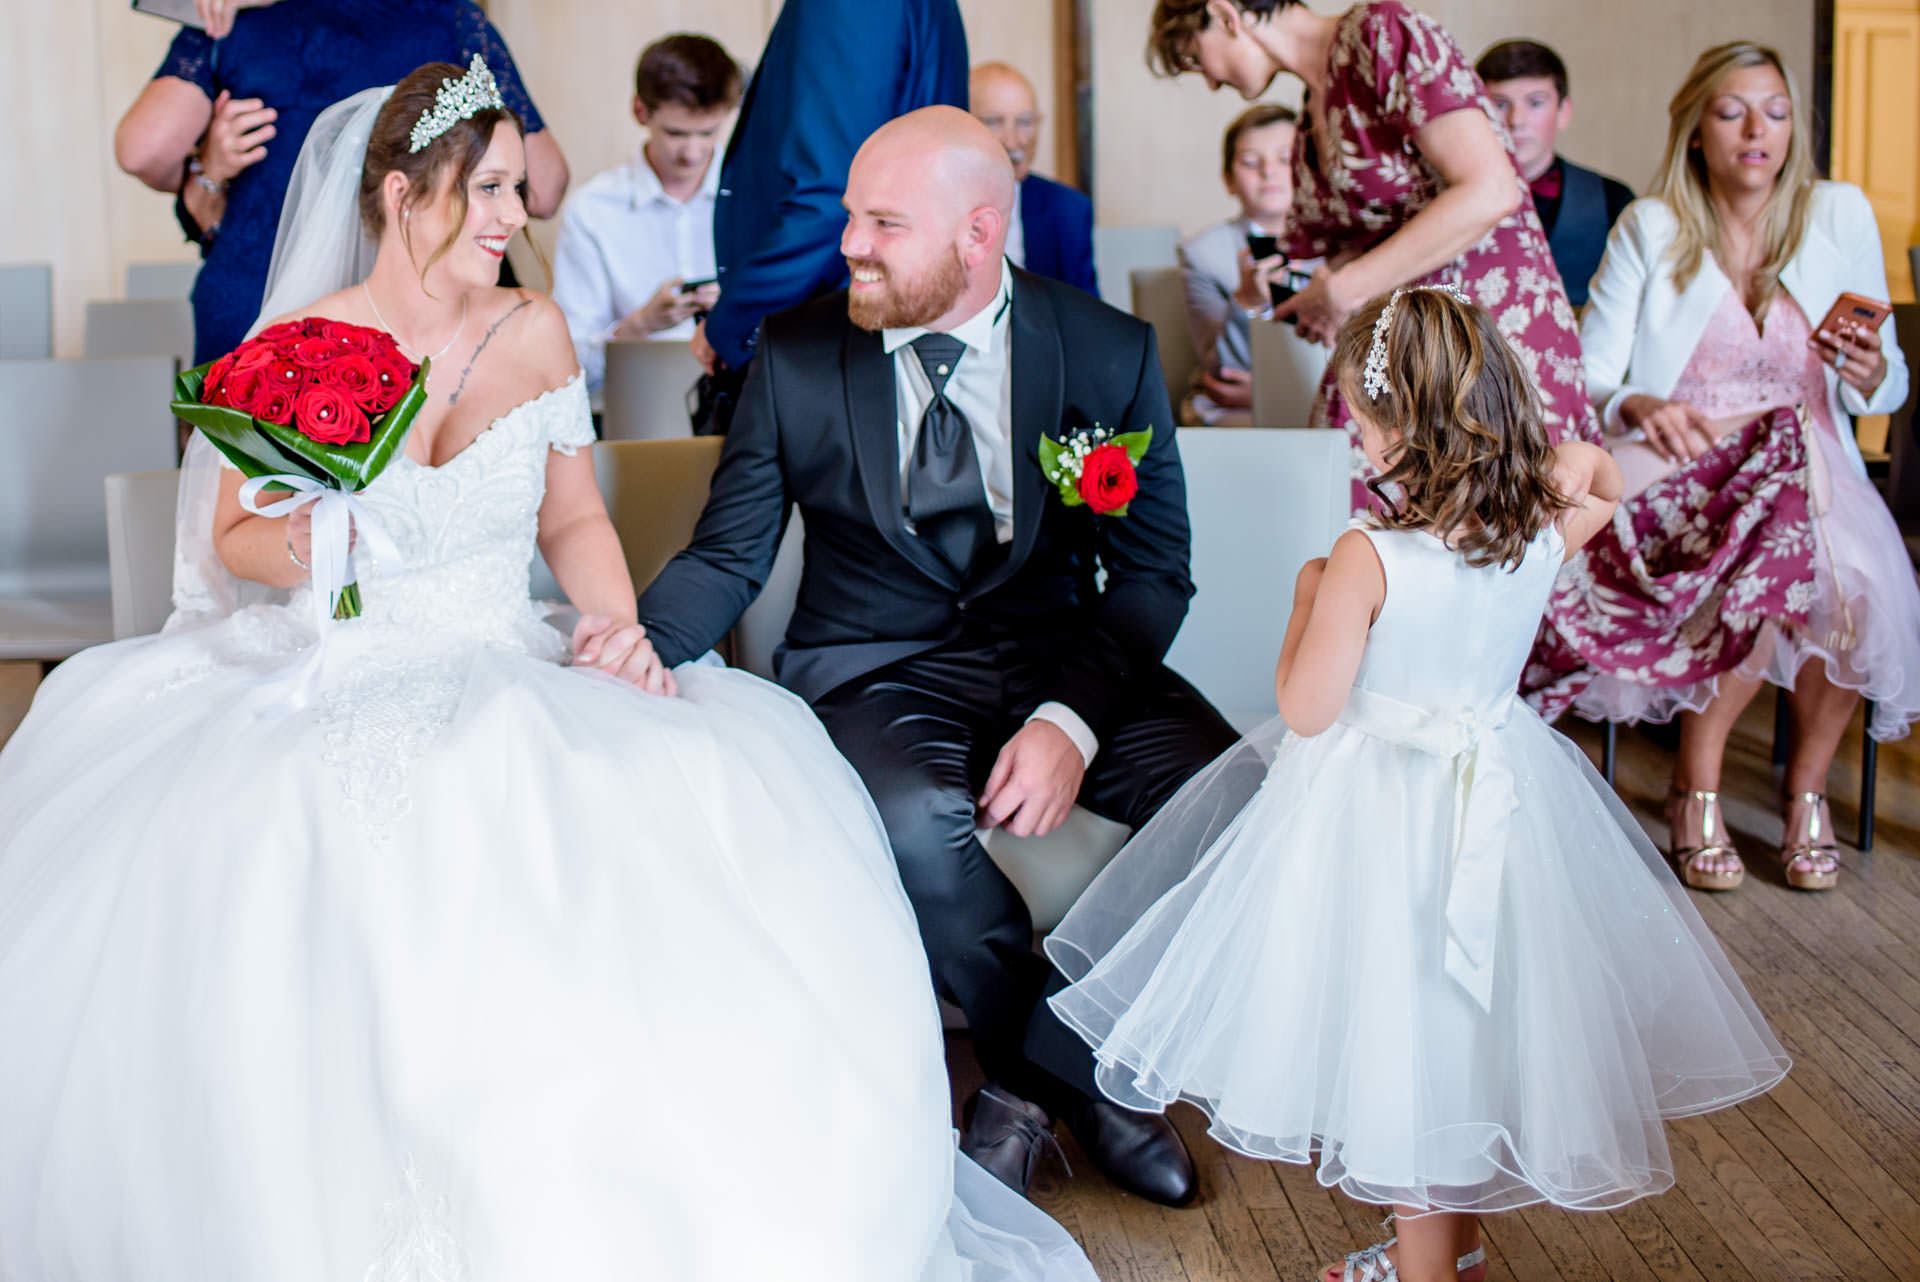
left=1149, top=0, right=1600, bottom=509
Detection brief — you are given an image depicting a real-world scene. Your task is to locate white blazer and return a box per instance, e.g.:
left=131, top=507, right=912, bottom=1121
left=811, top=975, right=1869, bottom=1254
left=1579, top=180, right=1907, bottom=478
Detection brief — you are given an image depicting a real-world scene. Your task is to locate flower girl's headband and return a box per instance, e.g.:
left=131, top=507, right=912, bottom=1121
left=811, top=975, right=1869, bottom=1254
left=1361, top=282, right=1475, bottom=401
left=408, top=54, right=507, bottom=154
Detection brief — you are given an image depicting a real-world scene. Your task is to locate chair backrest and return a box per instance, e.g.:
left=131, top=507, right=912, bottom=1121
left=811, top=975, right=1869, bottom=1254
left=125, top=260, right=200, bottom=300
left=105, top=470, right=182, bottom=638
left=1164, top=427, right=1352, bottom=731
left=590, top=436, right=725, bottom=592
left=1093, top=224, right=1179, bottom=308
left=601, top=340, right=703, bottom=441
left=83, top=298, right=195, bottom=362
left=1249, top=316, right=1331, bottom=428
left=0, top=263, right=53, bottom=359
left=1131, top=266, right=1199, bottom=411
left=1884, top=301, right=1920, bottom=523
left=0, top=357, right=181, bottom=597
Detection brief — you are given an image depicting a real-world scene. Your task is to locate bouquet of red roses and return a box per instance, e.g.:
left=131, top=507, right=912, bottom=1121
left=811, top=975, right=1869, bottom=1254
left=171, top=318, right=429, bottom=620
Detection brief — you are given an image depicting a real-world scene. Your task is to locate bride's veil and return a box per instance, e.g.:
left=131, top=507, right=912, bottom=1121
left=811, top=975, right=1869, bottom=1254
left=168, top=85, right=393, bottom=631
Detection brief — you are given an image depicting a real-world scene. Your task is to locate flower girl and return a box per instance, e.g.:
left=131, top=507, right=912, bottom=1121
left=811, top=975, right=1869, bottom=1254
left=1045, top=287, right=1790, bottom=1282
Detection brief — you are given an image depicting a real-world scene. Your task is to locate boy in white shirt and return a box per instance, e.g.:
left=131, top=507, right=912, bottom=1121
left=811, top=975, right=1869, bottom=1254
left=552, top=33, right=741, bottom=392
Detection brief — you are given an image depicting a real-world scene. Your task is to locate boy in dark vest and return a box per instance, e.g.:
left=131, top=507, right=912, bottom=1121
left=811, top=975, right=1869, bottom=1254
left=1476, top=39, right=1634, bottom=308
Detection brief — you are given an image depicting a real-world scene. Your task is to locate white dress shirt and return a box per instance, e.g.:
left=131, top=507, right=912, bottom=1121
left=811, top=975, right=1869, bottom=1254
left=881, top=260, right=1099, bottom=766
left=550, top=148, right=720, bottom=392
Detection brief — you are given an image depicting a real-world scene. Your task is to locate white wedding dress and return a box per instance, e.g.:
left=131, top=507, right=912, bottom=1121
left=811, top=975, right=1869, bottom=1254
left=0, top=373, right=1096, bottom=1282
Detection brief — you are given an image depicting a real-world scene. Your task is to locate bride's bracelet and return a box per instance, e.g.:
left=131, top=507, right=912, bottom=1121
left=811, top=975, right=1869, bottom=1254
left=286, top=532, right=309, bottom=572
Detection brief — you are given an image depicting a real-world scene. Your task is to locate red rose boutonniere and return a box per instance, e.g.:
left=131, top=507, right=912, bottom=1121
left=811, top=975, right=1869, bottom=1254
left=1039, top=423, right=1152, bottom=517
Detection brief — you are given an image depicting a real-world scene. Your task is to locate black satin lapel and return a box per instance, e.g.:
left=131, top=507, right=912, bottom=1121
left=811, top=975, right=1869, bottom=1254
left=843, top=325, right=960, bottom=589
left=969, top=272, right=1061, bottom=599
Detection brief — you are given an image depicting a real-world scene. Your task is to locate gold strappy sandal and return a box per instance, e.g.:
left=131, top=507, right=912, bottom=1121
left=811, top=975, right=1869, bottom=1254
left=1667, top=789, right=1744, bottom=891
left=1780, top=792, right=1841, bottom=891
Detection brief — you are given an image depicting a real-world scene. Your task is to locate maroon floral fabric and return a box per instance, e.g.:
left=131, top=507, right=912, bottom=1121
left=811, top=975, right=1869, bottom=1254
left=1522, top=407, right=1818, bottom=720
left=1283, top=1, right=1602, bottom=508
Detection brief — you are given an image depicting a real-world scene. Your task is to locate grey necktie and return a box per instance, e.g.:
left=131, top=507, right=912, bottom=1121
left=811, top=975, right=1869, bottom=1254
left=905, top=333, right=995, bottom=574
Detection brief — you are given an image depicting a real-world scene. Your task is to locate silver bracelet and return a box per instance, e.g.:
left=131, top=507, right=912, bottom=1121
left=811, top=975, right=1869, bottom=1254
left=287, top=533, right=309, bottom=571
left=188, top=156, right=227, bottom=195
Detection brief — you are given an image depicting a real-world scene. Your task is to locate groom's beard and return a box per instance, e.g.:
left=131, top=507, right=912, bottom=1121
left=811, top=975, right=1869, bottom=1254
left=846, top=248, right=967, bottom=332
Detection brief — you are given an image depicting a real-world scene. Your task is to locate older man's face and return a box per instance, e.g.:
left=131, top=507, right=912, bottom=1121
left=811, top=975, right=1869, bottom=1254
left=840, top=146, right=968, bottom=331
left=970, top=71, right=1040, bottom=183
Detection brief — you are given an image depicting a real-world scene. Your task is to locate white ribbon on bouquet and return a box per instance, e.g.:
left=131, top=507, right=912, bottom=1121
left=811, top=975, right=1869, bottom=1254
left=238, top=474, right=402, bottom=713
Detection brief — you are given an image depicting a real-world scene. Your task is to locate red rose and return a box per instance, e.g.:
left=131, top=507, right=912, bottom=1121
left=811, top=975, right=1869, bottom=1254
left=229, top=341, right=278, bottom=374
left=290, top=335, right=344, bottom=368
left=367, top=350, right=419, bottom=413
left=252, top=384, right=296, bottom=425
left=255, top=321, right=305, bottom=344
left=291, top=383, right=370, bottom=445
left=318, top=351, right=383, bottom=410
left=201, top=353, right=235, bottom=401
left=1076, top=443, right=1139, bottom=515
left=218, top=364, right=268, bottom=413
left=267, top=357, right=309, bottom=394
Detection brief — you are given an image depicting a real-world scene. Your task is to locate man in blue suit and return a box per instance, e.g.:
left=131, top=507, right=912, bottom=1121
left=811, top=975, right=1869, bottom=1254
left=692, top=0, right=970, bottom=409
left=969, top=62, right=1097, bottom=296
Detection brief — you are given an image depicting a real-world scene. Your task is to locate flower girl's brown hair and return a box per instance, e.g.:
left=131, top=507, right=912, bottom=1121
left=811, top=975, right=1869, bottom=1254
left=1331, top=288, right=1570, bottom=569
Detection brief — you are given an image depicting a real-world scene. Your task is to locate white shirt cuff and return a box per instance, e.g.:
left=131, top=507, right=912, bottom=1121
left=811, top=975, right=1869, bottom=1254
left=1029, top=702, right=1098, bottom=767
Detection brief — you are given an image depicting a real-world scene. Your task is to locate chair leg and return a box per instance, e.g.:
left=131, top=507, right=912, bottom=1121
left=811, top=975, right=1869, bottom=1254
left=1771, top=686, right=1791, bottom=769
left=1602, top=719, right=1617, bottom=786
left=1860, top=699, right=1877, bottom=853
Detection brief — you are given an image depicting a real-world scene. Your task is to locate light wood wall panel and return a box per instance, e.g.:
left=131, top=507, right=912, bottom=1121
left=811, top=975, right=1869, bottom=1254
left=1832, top=0, right=1920, bottom=299
left=1092, top=0, right=1816, bottom=238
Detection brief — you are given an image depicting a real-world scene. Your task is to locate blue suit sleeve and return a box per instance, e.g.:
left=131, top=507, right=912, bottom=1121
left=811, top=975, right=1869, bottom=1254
left=702, top=0, right=913, bottom=367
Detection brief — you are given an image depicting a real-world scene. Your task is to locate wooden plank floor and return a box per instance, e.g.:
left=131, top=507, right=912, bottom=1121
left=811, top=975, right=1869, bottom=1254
left=949, top=700, right=1920, bottom=1281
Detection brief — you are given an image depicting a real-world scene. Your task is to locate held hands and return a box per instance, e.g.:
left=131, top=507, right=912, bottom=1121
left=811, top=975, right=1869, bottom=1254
left=571, top=615, right=678, bottom=696
left=1619, top=394, right=1718, bottom=464
left=199, top=90, right=276, bottom=185
left=1809, top=317, right=1888, bottom=398
left=976, top=719, right=1085, bottom=840
left=1232, top=246, right=1287, bottom=313
left=616, top=278, right=720, bottom=340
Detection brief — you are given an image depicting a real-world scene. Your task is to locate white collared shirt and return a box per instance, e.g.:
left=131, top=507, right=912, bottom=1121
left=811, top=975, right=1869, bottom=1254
left=881, top=259, right=1098, bottom=765
left=550, top=147, right=720, bottom=392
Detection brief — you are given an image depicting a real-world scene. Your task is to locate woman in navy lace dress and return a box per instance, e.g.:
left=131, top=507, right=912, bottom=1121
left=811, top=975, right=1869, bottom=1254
left=114, top=0, right=566, bottom=364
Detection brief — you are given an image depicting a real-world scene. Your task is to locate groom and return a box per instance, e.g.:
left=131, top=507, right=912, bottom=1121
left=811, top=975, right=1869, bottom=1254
left=635, top=107, right=1237, bottom=1206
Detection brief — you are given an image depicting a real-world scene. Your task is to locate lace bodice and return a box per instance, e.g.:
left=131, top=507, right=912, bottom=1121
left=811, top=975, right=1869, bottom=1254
left=1669, top=289, right=1840, bottom=438
left=347, top=373, right=593, bottom=661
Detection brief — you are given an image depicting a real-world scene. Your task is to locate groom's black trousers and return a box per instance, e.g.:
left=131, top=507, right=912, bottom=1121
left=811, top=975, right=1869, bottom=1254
left=812, top=625, right=1239, bottom=1116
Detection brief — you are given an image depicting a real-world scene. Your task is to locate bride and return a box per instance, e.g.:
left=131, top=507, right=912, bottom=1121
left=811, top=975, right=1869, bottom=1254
left=0, top=61, right=1096, bottom=1282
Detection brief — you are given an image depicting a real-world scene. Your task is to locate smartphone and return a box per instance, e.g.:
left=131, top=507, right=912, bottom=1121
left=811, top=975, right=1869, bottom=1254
left=1814, top=291, right=1890, bottom=346
left=677, top=276, right=719, bottom=295
left=131, top=0, right=206, bottom=28
left=1245, top=232, right=1280, bottom=261
left=1267, top=267, right=1315, bottom=318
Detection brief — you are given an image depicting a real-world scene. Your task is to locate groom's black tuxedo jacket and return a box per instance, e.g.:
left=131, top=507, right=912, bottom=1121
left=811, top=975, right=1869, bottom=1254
left=636, top=268, right=1195, bottom=740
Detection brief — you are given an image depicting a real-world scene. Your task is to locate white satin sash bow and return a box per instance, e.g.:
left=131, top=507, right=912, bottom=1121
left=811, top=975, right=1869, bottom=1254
left=1336, top=685, right=1519, bottom=1013
left=238, top=474, right=402, bottom=711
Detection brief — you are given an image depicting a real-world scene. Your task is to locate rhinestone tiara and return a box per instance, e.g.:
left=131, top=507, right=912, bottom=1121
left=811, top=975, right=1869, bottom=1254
left=408, top=54, right=506, bottom=154
left=1362, top=282, right=1474, bottom=401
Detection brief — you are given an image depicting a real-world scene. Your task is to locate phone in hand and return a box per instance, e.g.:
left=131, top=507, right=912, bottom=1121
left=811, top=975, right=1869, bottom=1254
left=1245, top=232, right=1280, bottom=261
left=677, top=276, right=719, bottom=295
left=1267, top=267, right=1315, bottom=321
left=1814, top=291, right=1890, bottom=346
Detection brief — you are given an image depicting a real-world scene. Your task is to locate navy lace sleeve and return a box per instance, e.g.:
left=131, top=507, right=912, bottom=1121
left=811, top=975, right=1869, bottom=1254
left=451, top=4, right=545, bottom=133
left=154, top=25, right=217, bottom=96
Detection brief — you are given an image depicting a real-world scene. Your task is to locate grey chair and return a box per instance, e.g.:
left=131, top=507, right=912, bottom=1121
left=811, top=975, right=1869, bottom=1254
left=1130, top=266, right=1199, bottom=417
left=600, top=340, right=703, bottom=441
left=0, top=357, right=180, bottom=660
left=0, top=263, right=53, bottom=359
left=106, top=470, right=183, bottom=639
left=1249, top=314, right=1331, bottom=428
left=1093, top=224, right=1179, bottom=309
left=84, top=299, right=195, bottom=364
left=125, top=260, right=200, bottom=301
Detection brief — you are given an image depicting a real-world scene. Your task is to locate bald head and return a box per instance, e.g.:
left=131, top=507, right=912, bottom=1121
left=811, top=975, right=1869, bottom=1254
left=969, top=61, right=1042, bottom=182
left=841, top=107, right=1015, bottom=333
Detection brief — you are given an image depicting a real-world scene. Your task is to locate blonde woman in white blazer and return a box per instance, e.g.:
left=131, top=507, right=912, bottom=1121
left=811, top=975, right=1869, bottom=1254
left=1539, top=43, right=1920, bottom=895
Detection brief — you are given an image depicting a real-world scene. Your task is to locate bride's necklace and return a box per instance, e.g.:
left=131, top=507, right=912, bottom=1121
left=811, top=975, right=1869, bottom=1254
left=361, top=281, right=468, bottom=363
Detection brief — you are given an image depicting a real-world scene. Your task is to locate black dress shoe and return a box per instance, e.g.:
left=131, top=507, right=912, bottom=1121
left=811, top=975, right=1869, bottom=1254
left=959, top=1083, right=1057, bottom=1195
left=1062, top=1096, right=1198, bottom=1207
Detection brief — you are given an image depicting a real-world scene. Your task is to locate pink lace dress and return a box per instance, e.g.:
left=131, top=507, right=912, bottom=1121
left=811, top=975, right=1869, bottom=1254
left=1526, top=289, right=1920, bottom=740
left=1285, top=1, right=1601, bottom=508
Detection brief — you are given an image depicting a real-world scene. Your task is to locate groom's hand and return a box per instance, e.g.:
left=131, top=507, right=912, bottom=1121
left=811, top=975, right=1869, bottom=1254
left=572, top=615, right=678, bottom=696
left=978, top=721, right=1085, bottom=839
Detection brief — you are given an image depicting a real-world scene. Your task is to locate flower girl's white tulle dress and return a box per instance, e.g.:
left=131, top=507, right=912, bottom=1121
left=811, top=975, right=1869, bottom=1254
left=1047, top=521, right=1789, bottom=1213
left=0, top=377, right=1095, bottom=1282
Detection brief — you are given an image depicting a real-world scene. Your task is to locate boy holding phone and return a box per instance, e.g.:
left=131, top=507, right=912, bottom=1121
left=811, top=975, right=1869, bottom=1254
left=552, top=33, right=740, bottom=393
